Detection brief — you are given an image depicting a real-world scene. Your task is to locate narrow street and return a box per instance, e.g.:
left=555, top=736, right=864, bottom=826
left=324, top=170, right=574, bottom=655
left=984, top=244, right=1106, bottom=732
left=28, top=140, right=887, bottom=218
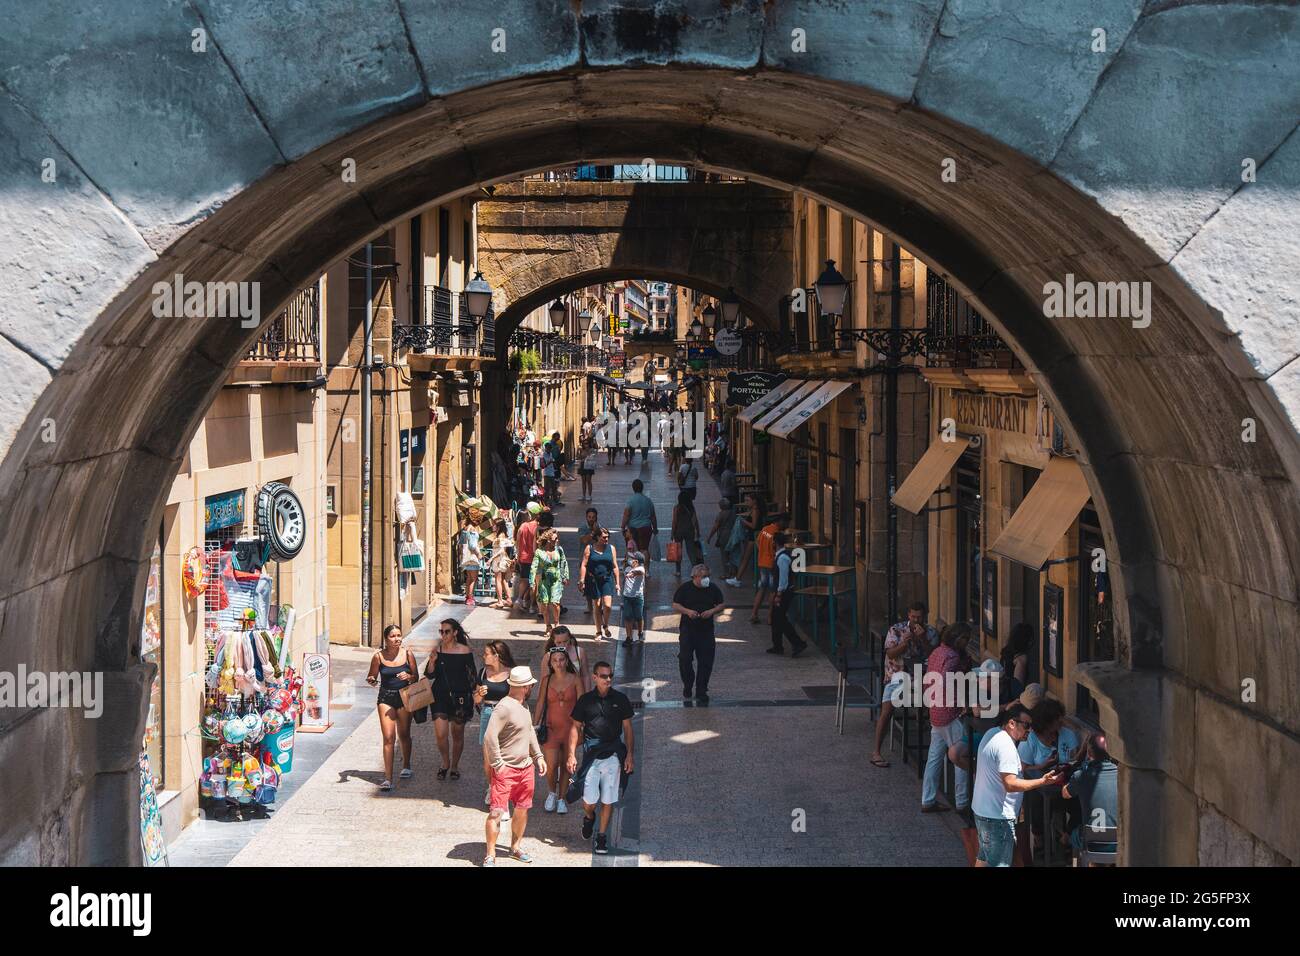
left=175, top=449, right=963, bottom=867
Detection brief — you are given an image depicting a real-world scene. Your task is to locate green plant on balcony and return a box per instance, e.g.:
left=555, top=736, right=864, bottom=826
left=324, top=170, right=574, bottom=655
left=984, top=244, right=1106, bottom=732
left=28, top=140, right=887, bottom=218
left=510, top=348, right=542, bottom=374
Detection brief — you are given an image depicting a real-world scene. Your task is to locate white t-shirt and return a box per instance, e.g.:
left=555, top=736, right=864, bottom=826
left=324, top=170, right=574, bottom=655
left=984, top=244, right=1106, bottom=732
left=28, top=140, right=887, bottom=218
left=973, top=728, right=1024, bottom=820
left=678, top=462, right=698, bottom=490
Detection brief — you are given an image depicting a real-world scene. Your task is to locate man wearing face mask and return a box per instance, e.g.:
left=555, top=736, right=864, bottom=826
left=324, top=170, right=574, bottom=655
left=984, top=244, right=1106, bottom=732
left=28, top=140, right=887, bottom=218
left=671, top=563, right=726, bottom=704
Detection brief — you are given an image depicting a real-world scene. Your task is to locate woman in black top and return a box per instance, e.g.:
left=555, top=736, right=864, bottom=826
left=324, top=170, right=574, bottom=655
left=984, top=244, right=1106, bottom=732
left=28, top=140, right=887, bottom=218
left=472, top=640, right=517, bottom=806
left=423, top=618, right=478, bottom=780
left=366, top=624, right=418, bottom=790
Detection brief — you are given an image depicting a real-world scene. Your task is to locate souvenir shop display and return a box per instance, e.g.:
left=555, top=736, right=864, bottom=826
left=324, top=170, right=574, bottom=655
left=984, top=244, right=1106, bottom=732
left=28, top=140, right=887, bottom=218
left=196, top=483, right=307, bottom=818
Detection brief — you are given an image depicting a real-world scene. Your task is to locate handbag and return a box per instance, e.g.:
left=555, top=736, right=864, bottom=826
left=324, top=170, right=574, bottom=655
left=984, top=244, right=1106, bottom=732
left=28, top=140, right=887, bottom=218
left=401, top=676, right=434, bottom=712
left=399, top=538, right=425, bottom=572
left=666, top=540, right=682, bottom=563
left=648, top=533, right=662, bottom=562
left=535, top=678, right=550, bottom=745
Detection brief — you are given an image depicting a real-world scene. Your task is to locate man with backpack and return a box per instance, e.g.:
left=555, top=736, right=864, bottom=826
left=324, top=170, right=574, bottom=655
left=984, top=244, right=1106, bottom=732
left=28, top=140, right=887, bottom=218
left=767, top=532, right=807, bottom=657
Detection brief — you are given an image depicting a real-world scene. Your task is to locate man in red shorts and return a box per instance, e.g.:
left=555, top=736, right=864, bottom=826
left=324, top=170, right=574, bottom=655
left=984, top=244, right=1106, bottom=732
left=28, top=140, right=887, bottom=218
left=483, top=665, right=547, bottom=866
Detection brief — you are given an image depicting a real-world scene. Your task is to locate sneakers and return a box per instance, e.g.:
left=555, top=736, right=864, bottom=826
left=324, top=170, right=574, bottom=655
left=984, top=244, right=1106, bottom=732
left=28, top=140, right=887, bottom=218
left=379, top=780, right=392, bottom=791
left=399, top=767, right=413, bottom=778
left=544, top=791, right=557, bottom=813
left=581, top=815, right=595, bottom=840
left=682, top=686, right=693, bottom=701
left=725, top=577, right=742, bottom=587
left=466, top=595, right=476, bottom=607
left=556, top=798, right=568, bottom=814
left=595, top=833, right=609, bottom=855
left=765, top=647, right=784, bottom=655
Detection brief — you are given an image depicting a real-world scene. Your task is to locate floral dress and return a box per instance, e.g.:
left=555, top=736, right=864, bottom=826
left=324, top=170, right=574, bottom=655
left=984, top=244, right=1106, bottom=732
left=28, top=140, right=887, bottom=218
left=530, top=547, right=569, bottom=605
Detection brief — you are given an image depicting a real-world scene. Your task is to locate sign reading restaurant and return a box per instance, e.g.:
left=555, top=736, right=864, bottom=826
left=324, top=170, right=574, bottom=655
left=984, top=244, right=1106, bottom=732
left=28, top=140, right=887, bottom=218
left=952, top=391, right=1035, bottom=436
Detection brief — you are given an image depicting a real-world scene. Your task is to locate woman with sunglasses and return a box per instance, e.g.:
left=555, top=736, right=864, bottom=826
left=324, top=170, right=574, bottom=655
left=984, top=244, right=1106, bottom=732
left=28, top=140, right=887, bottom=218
left=533, top=644, right=581, bottom=813
left=579, top=526, right=621, bottom=641
left=474, top=640, right=518, bottom=809
left=543, top=625, right=590, bottom=695
left=365, top=623, right=417, bottom=791
left=423, top=618, right=478, bottom=780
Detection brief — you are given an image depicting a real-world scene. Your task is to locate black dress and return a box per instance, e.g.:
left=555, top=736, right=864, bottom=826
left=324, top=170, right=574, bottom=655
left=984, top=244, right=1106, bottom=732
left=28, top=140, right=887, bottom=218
left=429, top=649, right=478, bottom=724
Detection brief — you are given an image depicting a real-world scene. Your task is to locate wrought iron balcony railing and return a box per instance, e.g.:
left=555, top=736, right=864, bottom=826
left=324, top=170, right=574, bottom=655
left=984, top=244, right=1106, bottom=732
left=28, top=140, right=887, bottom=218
left=392, top=285, right=495, bottom=358
left=247, top=286, right=320, bottom=362
left=924, top=274, right=1017, bottom=369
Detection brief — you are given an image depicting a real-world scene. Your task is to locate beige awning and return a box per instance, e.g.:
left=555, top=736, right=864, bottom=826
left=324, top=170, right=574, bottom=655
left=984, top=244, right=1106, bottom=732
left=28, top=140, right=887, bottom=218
left=738, top=378, right=803, bottom=424
left=767, top=381, right=854, bottom=439
left=891, top=434, right=972, bottom=514
left=754, top=381, right=823, bottom=432
left=990, top=455, right=1092, bottom=570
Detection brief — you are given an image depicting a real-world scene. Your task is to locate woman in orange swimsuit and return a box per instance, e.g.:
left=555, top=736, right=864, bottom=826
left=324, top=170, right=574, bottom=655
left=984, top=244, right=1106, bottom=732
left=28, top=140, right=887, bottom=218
left=533, top=645, right=581, bottom=814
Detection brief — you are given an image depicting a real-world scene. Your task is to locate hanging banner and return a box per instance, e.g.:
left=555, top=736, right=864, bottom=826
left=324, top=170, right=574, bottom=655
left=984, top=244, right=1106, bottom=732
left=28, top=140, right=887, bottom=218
left=204, top=489, right=245, bottom=534
left=725, top=371, right=786, bottom=408
left=300, top=652, right=332, bottom=733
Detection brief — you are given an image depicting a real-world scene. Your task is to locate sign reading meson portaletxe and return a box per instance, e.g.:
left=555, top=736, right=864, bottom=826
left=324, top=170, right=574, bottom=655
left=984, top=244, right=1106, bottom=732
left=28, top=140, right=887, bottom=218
left=725, top=371, right=786, bottom=407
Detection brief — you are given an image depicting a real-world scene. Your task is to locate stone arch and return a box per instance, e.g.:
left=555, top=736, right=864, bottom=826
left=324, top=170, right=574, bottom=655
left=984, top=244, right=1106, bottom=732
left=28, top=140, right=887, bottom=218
left=0, top=5, right=1296, bottom=866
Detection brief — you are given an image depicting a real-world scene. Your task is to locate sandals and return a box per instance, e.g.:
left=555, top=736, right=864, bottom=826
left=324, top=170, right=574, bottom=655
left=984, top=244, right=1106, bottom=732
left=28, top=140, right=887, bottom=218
left=870, top=756, right=890, bottom=769
left=379, top=780, right=392, bottom=791
left=450, top=768, right=461, bottom=780
left=436, top=767, right=449, bottom=780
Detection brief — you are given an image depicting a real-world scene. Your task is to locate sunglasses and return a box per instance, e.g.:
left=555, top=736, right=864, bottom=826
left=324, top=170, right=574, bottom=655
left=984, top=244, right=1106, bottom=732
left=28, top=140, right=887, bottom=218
left=594, top=672, right=613, bottom=680
left=439, top=628, right=453, bottom=635
left=1013, top=719, right=1032, bottom=729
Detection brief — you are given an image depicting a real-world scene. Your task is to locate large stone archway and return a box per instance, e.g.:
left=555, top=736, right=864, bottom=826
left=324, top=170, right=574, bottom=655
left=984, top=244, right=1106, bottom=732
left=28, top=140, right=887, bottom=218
left=1, top=3, right=1297, bottom=865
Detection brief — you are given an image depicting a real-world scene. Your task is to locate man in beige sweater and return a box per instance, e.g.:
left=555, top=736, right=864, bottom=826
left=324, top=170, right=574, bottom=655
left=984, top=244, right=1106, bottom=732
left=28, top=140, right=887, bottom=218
left=483, top=666, right=547, bottom=866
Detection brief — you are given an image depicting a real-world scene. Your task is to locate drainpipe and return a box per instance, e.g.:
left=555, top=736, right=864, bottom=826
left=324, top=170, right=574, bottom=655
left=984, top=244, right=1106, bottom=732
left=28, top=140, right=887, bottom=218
left=886, top=241, right=901, bottom=629
left=361, top=242, right=374, bottom=647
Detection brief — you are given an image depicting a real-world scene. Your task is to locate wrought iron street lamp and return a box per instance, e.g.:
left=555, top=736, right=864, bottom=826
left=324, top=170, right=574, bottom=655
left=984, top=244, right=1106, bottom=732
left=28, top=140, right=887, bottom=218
left=813, top=259, right=849, bottom=319
left=464, top=270, right=493, bottom=324
left=701, top=301, right=717, bottom=331
left=548, top=299, right=566, bottom=332
left=688, top=317, right=704, bottom=340
left=721, top=287, right=741, bottom=328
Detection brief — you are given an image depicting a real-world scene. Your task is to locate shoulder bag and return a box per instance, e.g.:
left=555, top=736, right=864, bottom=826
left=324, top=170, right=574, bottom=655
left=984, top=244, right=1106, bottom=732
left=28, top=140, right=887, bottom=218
left=535, top=675, right=550, bottom=745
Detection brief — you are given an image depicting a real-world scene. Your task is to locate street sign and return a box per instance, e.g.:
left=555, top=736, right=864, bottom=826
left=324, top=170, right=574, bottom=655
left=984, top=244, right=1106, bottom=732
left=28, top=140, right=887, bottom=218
left=714, top=328, right=742, bottom=356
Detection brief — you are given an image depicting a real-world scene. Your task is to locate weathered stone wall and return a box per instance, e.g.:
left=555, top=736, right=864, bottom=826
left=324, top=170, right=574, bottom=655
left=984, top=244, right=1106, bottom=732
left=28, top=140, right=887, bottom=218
left=477, top=181, right=795, bottom=337
left=0, top=2, right=1296, bottom=864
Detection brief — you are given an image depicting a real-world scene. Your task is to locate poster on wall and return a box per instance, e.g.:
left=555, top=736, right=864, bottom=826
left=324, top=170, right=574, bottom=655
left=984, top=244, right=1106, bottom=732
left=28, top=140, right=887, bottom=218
left=300, top=652, right=332, bottom=733
left=982, top=559, right=998, bottom=638
left=139, top=750, right=168, bottom=867
left=1043, top=583, right=1063, bottom=677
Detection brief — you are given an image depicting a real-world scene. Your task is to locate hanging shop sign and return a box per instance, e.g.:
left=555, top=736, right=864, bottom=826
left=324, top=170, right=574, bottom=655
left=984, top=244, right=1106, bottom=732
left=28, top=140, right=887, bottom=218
left=713, top=328, right=742, bottom=356
left=609, top=311, right=620, bottom=336
left=204, top=489, right=245, bottom=534
left=300, top=652, right=332, bottom=733
left=726, top=371, right=787, bottom=408
left=607, top=352, right=626, bottom=379
left=255, top=481, right=306, bottom=561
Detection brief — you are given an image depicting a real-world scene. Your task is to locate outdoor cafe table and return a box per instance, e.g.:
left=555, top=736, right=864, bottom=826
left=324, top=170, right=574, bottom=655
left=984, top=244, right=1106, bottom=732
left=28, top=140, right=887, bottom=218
left=792, top=563, right=858, bottom=653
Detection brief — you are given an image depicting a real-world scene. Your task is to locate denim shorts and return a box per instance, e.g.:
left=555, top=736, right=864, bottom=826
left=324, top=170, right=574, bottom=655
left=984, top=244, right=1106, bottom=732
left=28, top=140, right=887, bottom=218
left=478, top=703, right=495, bottom=746
left=758, top=567, right=777, bottom=590
left=622, top=595, right=645, bottom=621
left=974, top=814, right=1017, bottom=867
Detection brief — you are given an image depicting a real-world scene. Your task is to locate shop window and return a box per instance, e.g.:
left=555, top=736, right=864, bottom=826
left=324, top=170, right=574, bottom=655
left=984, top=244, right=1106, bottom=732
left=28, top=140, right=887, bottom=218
left=140, top=534, right=164, bottom=791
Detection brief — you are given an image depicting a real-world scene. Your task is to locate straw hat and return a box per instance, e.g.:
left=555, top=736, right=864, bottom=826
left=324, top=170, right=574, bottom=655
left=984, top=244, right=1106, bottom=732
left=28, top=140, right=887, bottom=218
left=507, top=666, right=538, bottom=687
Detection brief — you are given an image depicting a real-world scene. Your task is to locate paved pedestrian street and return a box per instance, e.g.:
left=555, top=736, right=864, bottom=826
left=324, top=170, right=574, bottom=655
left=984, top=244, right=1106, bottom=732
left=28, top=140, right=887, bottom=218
left=176, top=450, right=965, bottom=867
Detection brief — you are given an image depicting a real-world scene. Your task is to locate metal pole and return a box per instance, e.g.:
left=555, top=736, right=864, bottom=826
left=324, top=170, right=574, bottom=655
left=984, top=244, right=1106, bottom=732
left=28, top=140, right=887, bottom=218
left=361, top=241, right=374, bottom=648
left=886, top=241, right=901, bottom=628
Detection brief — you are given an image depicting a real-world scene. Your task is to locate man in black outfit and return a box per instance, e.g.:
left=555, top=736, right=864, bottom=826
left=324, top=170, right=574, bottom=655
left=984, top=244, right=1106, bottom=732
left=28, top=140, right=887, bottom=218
left=567, top=661, right=635, bottom=855
left=767, top=532, right=808, bottom=657
left=671, top=563, right=726, bottom=704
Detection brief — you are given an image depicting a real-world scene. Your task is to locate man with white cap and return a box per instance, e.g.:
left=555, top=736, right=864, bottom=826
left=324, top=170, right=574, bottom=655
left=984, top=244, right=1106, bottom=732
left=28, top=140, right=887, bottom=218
left=482, top=665, right=547, bottom=866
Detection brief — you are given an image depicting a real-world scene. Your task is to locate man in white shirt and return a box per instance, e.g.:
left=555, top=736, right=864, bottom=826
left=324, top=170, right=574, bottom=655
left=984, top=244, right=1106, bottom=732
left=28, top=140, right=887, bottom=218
left=971, top=703, right=1064, bottom=867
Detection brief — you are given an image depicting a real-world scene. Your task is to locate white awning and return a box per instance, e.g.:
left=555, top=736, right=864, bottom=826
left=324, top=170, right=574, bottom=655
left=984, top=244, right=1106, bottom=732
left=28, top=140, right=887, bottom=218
left=766, top=381, right=854, bottom=439
left=737, top=378, right=803, bottom=424
left=753, top=381, right=823, bottom=432
left=891, top=435, right=972, bottom=514
left=989, top=455, right=1092, bottom=569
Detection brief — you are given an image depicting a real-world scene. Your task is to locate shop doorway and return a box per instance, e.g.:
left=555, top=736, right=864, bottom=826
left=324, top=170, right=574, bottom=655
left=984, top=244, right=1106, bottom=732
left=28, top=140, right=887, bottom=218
left=955, top=446, right=983, bottom=633
left=1076, top=508, right=1112, bottom=718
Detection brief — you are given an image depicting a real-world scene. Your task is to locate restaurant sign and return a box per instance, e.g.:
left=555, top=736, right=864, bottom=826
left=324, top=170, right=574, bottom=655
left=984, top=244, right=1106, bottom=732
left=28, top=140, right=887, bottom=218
left=952, top=391, right=1035, bottom=436
left=725, top=371, right=787, bottom=408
